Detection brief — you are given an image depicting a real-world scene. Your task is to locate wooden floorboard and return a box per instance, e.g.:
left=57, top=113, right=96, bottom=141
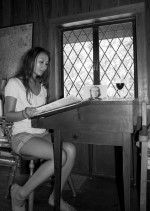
left=0, top=165, right=143, bottom=211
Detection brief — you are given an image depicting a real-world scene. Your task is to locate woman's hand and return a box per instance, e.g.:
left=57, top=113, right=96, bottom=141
left=24, top=107, right=37, bottom=118
left=5, top=96, right=38, bottom=122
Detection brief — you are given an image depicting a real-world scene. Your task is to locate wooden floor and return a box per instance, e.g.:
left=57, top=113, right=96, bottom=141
left=0, top=164, right=149, bottom=211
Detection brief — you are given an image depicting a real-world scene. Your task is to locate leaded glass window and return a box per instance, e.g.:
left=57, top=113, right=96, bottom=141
left=62, top=19, right=137, bottom=100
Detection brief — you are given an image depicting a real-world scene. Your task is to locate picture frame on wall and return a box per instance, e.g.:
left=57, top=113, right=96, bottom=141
left=0, top=22, right=33, bottom=79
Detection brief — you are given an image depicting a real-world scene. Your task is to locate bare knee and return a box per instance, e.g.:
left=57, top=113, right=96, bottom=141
left=62, top=150, right=67, bottom=166
left=63, top=142, right=76, bottom=160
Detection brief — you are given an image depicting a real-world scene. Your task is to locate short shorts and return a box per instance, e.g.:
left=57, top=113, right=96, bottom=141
left=11, top=131, right=49, bottom=155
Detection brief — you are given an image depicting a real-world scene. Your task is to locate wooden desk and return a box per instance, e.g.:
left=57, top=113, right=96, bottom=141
left=32, top=100, right=139, bottom=211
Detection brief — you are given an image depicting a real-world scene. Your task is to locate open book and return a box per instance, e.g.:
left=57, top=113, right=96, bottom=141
left=35, top=95, right=82, bottom=115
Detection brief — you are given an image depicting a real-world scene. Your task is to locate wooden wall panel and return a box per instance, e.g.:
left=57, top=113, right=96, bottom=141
left=145, top=0, right=150, bottom=103
left=136, top=12, right=148, bottom=102
left=88, top=0, right=118, bottom=11
left=0, top=0, right=12, bottom=26
left=11, top=0, right=27, bottom=24
left=31, top=0, right=49, bottom=48
left=80, top=0, right=91, bottom=13
left=48, top=0, right=144, bottom=18
left=93, top=146, right=115, bottom=177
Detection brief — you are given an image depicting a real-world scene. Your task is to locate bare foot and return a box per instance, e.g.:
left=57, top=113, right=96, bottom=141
left=49, top=195, right=77, bottom=211
left=11, top=184, right=25, bottom=211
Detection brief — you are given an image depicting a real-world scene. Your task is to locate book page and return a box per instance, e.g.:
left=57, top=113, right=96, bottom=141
left=36, top=95, right=82, bottom=115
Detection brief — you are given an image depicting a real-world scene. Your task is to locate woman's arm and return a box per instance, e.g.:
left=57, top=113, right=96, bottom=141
left=4, top=96, right=25, bottom=122
left=4, top=96, right=37, bottom=122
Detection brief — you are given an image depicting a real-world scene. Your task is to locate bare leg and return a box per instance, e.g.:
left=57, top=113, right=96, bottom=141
left=48, top=142, right=77, bottom=211
left=11, top=184, right=25, bottom=211
left=11, top=133, right=77, bottom=211
left=43, top=134, right=76, bottom=191
left=11, top=134, right=67, bottom=211
left=43, top=133, right=77, bottom=211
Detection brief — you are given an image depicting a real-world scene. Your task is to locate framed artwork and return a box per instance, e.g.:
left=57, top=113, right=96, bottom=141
left=81, top=85, right=107, bottom=100
left=0, top=23, right=33, bottom=79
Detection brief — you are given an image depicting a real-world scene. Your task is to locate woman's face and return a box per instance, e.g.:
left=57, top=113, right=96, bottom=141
left=91, top=87, right=100, bottom=98
left=33, top=52, right=49, bottom=78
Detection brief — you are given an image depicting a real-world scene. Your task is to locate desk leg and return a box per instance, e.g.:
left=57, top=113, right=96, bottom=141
left=88, top=144, right=93, bottom=179
left=123, top=133, right=131, bottom=211
left=140, top=141, right=148, bottom=211
left=53, top=130, right=62, bottom=211
left=115, top=146, right=124, bottom=210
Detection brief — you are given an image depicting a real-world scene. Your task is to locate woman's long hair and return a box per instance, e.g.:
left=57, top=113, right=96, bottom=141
left=15, top=46, right=51, bottom=103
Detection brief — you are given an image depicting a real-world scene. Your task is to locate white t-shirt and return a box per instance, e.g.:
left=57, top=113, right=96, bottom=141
left=5, top=78, right=47, bottom=135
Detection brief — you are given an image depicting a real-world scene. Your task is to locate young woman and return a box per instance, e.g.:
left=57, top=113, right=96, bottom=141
left=4, top=47, right=77, bottom=211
